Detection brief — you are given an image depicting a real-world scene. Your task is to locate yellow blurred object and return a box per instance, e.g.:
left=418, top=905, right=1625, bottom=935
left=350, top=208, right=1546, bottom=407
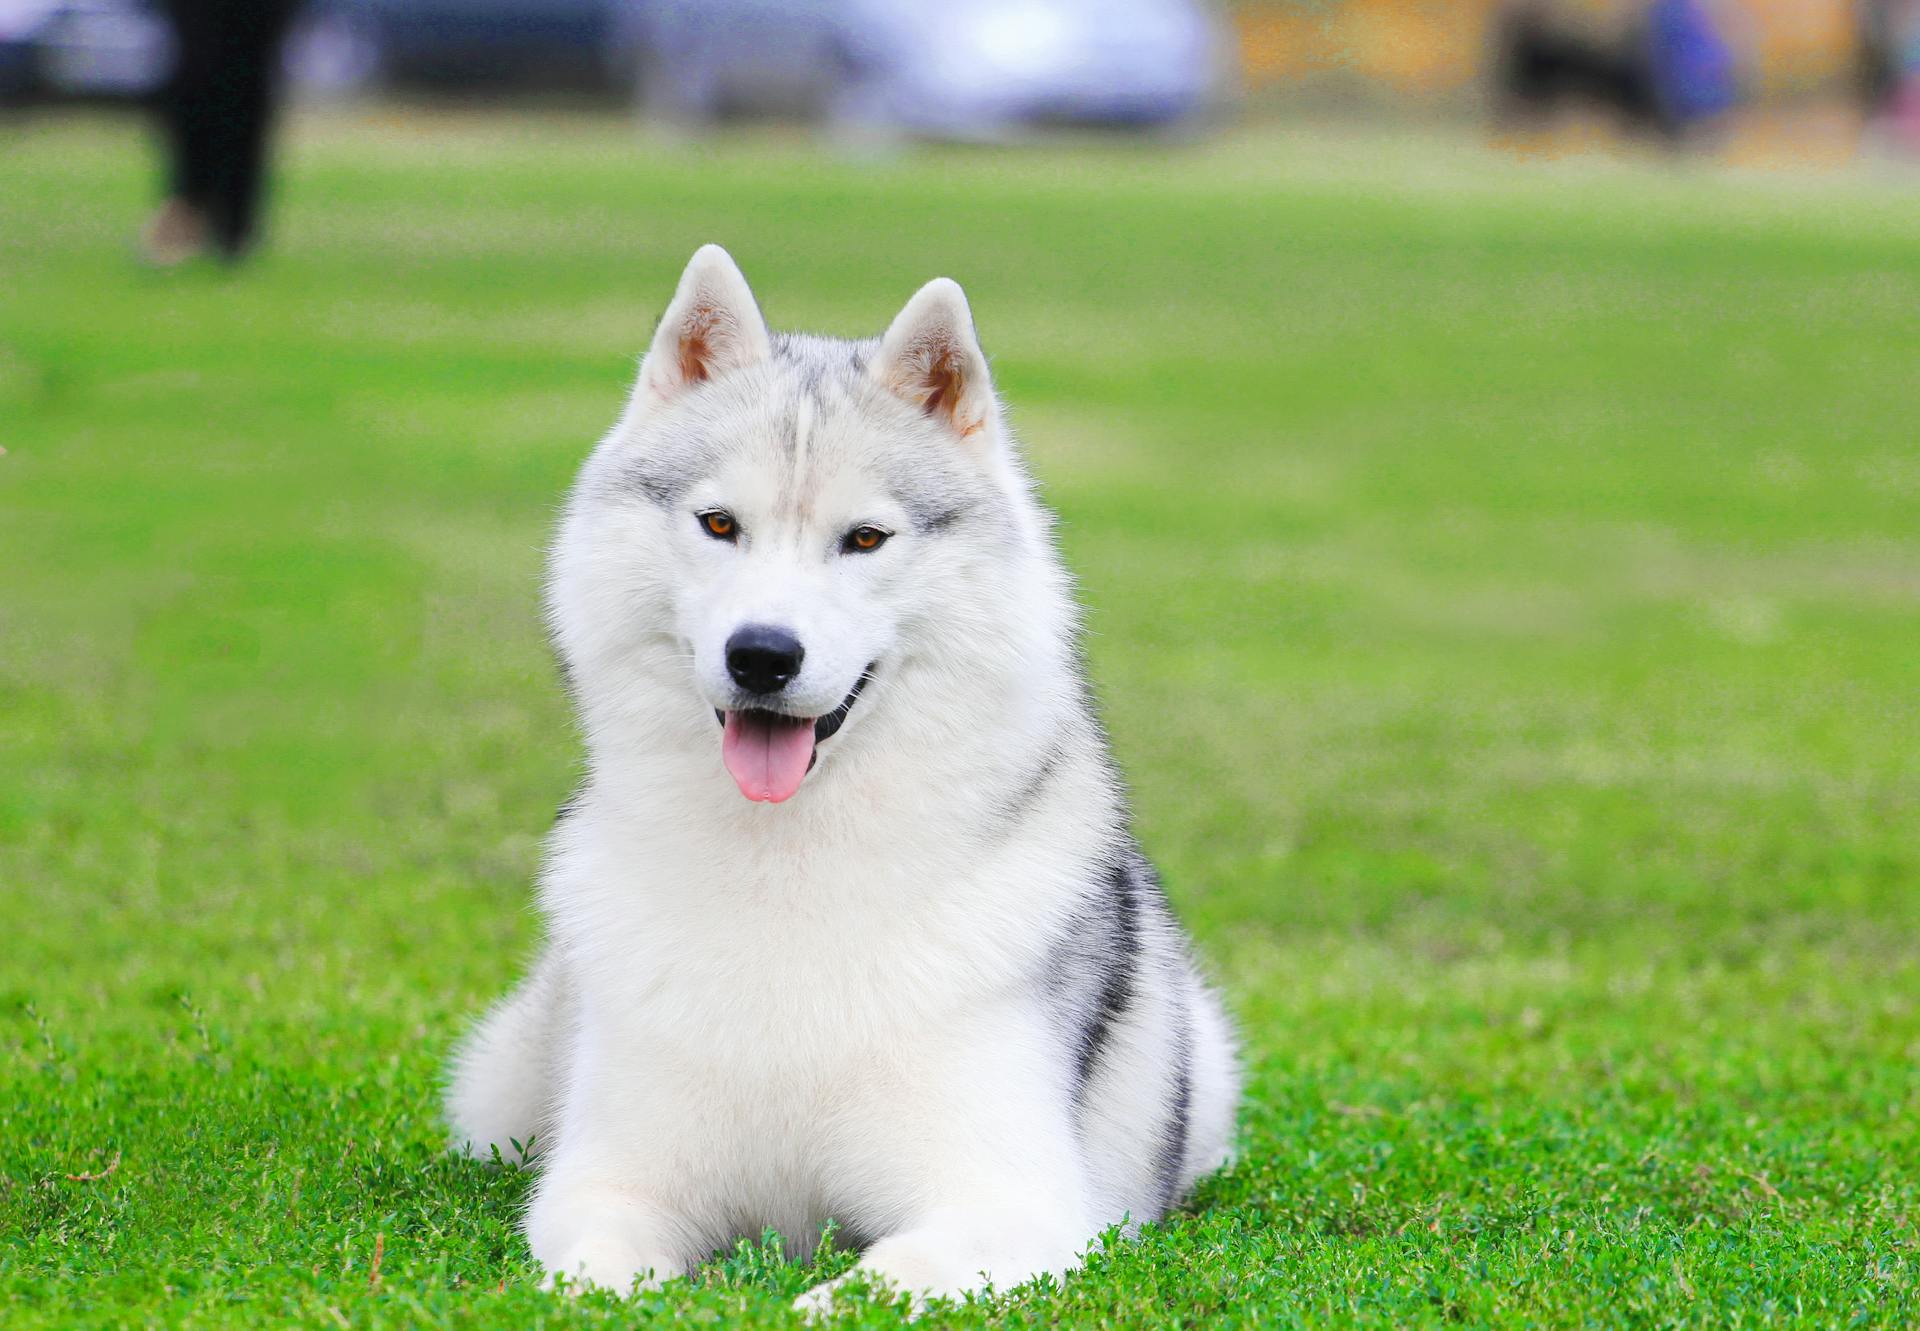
left=1236, top=0, right=1499, bottom=93
left=1740, top=0, right=1859, bottom=94
left=1344, top=0, right=1495, bottom=92
left=1722, top=101, right=1866, bottom=165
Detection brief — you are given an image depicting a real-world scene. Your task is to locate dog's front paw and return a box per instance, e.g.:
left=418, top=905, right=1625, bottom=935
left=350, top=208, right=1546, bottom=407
left=794, top=1235, right=988, bottom=1319
left=527, top=1174, right=687, bottom=1298
left=794, top=1270, right=916, bottom=1321
left=793, top=1273, right=850, bottom=1320
left=539, top=1236, right=671, bottom=1297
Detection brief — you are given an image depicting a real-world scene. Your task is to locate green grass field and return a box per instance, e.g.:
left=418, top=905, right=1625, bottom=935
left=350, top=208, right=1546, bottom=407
left=3, top=113, right=1918, bottom=1328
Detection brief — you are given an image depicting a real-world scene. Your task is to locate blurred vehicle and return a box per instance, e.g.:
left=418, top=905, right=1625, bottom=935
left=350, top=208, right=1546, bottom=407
left=635, top=0, right=1227, bottom=137
left=292, top=0, right=645, bottom=97
left=0, top=0, right=170, bottom=103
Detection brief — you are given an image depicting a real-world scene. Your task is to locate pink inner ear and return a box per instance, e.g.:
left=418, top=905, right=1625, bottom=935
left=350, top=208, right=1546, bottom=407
left=676, top=306, right=726, bottom=385
left=902, top=338, right=985, bottom=437
left=920, top=345, right=960, bottom=419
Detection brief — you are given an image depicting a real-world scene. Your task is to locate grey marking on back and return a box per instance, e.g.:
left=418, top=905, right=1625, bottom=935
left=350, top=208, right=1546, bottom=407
left=1155, top=1002, right=1194, bottom=1215
left=1067, top=856, right=1141, bottom=1103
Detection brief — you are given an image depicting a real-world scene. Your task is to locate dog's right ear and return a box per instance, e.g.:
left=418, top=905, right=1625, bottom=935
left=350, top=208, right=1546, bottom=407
left=628, top=245, right=771, bottom=419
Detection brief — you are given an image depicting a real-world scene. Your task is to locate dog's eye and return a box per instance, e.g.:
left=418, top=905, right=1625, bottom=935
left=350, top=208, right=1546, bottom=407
left=843, top=525, right=890, bottom=554
left=698, top=511, right=737, bottom=542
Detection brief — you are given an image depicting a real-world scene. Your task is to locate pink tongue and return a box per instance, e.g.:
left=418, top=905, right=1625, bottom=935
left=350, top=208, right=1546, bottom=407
left=721, top=711, right=816, bottom=803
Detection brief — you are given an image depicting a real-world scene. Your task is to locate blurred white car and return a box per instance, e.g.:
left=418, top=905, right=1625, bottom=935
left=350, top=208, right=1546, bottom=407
left=635, top=0, right=1228, bottom=137
left=0, top=0, right=170, bottom=101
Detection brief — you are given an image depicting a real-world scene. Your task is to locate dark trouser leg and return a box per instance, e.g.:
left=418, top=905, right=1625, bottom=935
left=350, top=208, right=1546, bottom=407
left=204, top=1, right=298, bottom=257
left=158, top=0, right=298, bottom=259
left=158, top=0, right=219, bottom=210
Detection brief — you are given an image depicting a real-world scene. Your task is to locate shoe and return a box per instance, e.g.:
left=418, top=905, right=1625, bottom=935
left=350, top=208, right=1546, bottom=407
left=140, top=198, right=209, bottom=267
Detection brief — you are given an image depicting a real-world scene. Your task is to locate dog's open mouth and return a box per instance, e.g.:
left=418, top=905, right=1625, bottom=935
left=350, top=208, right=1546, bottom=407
left=716, top=670, right=871, bottom=804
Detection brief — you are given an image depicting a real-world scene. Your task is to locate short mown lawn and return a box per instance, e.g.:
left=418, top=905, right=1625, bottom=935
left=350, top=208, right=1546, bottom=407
left=3, top=114, right=1917, bottom=1328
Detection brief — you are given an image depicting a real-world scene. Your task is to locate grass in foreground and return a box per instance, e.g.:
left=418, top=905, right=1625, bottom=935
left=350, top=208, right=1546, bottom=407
left=2, top=114, right=1918, bottom=1328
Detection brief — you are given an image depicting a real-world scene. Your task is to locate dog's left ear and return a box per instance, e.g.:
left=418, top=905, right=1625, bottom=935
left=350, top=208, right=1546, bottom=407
left=871, top=278, right=996, bottom=442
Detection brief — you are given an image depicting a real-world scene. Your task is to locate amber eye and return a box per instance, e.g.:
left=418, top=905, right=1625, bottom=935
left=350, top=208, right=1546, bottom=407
left=698, top=510, right=737, bottom=542
left=843, top=525, right=890, bottom=554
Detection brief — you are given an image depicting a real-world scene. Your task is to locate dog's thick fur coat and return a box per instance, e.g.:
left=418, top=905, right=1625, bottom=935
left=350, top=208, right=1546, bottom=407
left=446, top=246, right=1238, bottom=1308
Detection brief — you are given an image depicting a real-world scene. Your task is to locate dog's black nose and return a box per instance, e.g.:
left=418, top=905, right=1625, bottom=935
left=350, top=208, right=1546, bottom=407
left=726, top=624, right=805, bottom=695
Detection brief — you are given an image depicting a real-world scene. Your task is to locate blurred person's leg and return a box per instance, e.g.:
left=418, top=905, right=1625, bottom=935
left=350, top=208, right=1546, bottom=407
left=200, top=0, right=299, bottom=260
left=144, top=0, right=217, bottom=265
left=1492, top=4, right=1556, bottom=125
left=145, top=0, right=299, bottom=265
left=1859, top=0, right=1896, bottom=111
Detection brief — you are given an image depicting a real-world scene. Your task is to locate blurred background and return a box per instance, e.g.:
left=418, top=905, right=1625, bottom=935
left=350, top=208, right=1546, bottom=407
left=4, top=0, right=1920, bottom=152
left=6, top=0, right=1920, bottom=266
left=4, top=3, right=1920, bottom=1324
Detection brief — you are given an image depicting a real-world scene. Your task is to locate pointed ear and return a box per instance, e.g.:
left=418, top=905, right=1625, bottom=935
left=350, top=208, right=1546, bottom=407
left=634, top=244, right=771, bottom=413
left=870, top=278, right=995, bottom=440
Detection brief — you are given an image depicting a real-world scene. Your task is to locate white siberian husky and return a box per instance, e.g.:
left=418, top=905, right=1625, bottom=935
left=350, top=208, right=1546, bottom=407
left=446, top=245, right=1238, bottom=1310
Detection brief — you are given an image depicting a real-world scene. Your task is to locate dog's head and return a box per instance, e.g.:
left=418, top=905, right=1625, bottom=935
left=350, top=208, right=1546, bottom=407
left=551, top=246, right=1055, bottom=805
